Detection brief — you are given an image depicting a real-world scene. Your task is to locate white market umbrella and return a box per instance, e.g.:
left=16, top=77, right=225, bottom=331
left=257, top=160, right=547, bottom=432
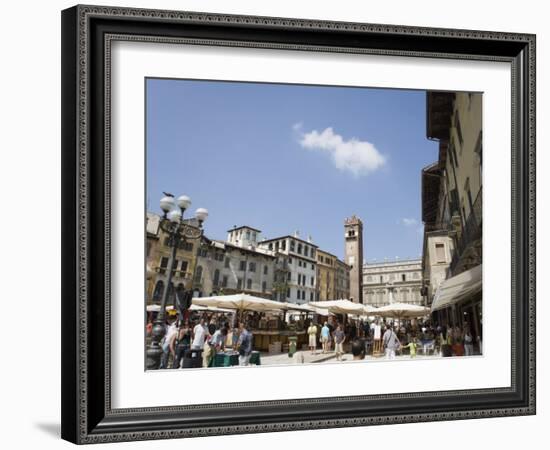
left=375, top=302, right=430, bottom=319
left=309, top=299, right=366, bottom=315
left=192, top=293, right=287, bottom=313
left=304, top=304, right=336, bottom=316
left=146, top=304, right=175, bottom=312
left=188, top=304, right=234, bottom=314
left=361, top=304, right=379, bottom=315
left=276, top=302, right=313, bottom=313
left=278, top=302, right=334, bottom=315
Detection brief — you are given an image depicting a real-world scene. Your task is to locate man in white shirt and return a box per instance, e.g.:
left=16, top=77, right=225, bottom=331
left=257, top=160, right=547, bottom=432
left=191, top=318, right=208, bottom=350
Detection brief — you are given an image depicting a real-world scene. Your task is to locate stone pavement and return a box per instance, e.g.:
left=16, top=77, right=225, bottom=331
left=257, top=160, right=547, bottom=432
left=260, top=350, right=458, bottom=366
left=260, top=350, right=338, bottom=366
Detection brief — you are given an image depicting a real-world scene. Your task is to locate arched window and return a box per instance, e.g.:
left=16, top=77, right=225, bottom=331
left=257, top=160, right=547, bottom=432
left=194, top=265, right=203, bottom=284
left=152, top=280, right=164, bottom=302
left=175, top=283, right=185, bottom=307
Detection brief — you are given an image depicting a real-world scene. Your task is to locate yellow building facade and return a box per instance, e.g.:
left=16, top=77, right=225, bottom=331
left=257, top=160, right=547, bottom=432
left=316, top=249, right=350, bottom=301
left=146, top=213, right=199, bottom=305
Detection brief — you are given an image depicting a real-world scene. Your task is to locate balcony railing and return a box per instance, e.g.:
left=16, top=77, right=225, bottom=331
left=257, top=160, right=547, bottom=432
left=450, top=188, right=482, bottom=273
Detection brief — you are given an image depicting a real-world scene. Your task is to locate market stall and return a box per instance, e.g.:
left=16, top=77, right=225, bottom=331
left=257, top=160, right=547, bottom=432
left=192, top=293, right=296, bottom=352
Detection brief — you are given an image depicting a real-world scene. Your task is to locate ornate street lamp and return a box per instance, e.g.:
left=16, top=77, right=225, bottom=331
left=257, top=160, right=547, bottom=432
left=146, top=193, right=208, bottom=370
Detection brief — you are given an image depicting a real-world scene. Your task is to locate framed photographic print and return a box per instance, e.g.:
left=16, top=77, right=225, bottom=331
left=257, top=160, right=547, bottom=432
left=61, top=4, right=536, bottom=444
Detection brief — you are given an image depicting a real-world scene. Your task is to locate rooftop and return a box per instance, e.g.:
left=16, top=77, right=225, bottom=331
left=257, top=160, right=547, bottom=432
left=227, top=225, right=262, bottom=233
left=363, top=258, right=422, bottom=268
left=210, top=240, right=276, bottom=258
left=258, top=235, right=318, bottom=248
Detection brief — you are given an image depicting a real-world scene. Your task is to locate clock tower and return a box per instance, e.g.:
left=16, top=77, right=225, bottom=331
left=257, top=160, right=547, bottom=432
left=344, top=215, right=364, bottom=303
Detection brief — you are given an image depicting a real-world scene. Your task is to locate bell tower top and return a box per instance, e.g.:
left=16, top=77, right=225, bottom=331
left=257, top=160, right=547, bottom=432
left=344, top=215, right=363, bottom=227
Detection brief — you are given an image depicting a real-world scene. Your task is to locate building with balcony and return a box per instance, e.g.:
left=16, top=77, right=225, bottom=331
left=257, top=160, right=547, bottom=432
left=422, top=91, right=483, bottom=342
left=193, top=226, right=276, bottom=298
left=363, top=259, right=423, bottom=307
left=257, top=232, right=318, bottom=304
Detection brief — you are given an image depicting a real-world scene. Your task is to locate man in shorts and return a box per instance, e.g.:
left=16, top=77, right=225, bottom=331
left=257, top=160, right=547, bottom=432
left=333, top=324, right=346, bottom=361
left=320, top=322, right=331, bottom=353
left=307, top=322, right=318, bottom=354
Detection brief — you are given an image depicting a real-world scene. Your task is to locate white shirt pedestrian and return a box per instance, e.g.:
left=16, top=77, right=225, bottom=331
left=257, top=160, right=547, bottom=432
left=192, top=323, right=207, bottom=350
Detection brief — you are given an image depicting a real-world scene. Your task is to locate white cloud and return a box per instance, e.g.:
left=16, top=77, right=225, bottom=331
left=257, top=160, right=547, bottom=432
left=401, top=218, right=418, bottom=226
left=297, top=126, right=386, bottom=177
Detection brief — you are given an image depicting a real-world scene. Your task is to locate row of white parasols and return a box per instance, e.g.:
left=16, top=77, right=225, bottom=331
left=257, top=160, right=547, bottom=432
left=147, top=293, right=430, bottom=320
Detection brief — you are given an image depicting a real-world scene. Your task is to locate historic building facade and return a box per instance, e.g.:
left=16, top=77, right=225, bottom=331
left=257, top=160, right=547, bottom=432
left=316, top=249, right=336, bottom=301
left=344, top=215, right=364, bottom=303
left=363, top=259, right=423, bottom=307
left=422, top=91, right=482, bottom=338
left=193, top=228, right=276, bottom=299
left=315, top=249, right=351, bottom=301
left=257, top=232, right=317, bottom=304
left=146, top=212, right=199, bottom=306
left=335, top=258, right=351, bottom=300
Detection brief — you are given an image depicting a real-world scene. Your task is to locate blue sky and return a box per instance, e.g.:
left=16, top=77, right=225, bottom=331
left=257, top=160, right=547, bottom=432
left=146, top=78, right=439, bottom=263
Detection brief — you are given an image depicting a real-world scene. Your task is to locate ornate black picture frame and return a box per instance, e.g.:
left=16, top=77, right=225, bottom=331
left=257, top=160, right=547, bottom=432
left=61, top=4, right=536, bottom=444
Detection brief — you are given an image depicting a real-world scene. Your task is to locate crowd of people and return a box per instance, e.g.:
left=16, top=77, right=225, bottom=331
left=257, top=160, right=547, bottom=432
left=304, top=317, right=481, bottom=360
left=147, top=311, right=481, bottom=370
left=148, top=313, right=255, bottom=369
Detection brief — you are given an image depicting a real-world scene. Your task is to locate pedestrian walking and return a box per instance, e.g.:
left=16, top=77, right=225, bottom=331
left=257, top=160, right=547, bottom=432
left=237, top=322, right=253, bottom=366
left=160, top=319, right=178, bottom=369
left=191, top=317, right=209, bottom=367
left=320, top=322, right=331, bottom=353
left=308, top=322, right=318, bottom=354
left=382, top=325, right=401, bottom=360
left=172, top=320, right=191, bottom=369
left=334, top=324, right=346, bottom=361
left=402, top=337, right=418, bottom=358
left=463, top=327, right=474, bottom=356
left=191, top=318, right=208, bottom=349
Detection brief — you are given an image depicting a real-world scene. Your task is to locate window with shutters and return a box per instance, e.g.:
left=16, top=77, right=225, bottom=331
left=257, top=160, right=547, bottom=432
left=213, top=269, right=220, bottom=286
left=435, top=243, right=446, bottom=263
left=159, top=256, right=169, bottom=275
